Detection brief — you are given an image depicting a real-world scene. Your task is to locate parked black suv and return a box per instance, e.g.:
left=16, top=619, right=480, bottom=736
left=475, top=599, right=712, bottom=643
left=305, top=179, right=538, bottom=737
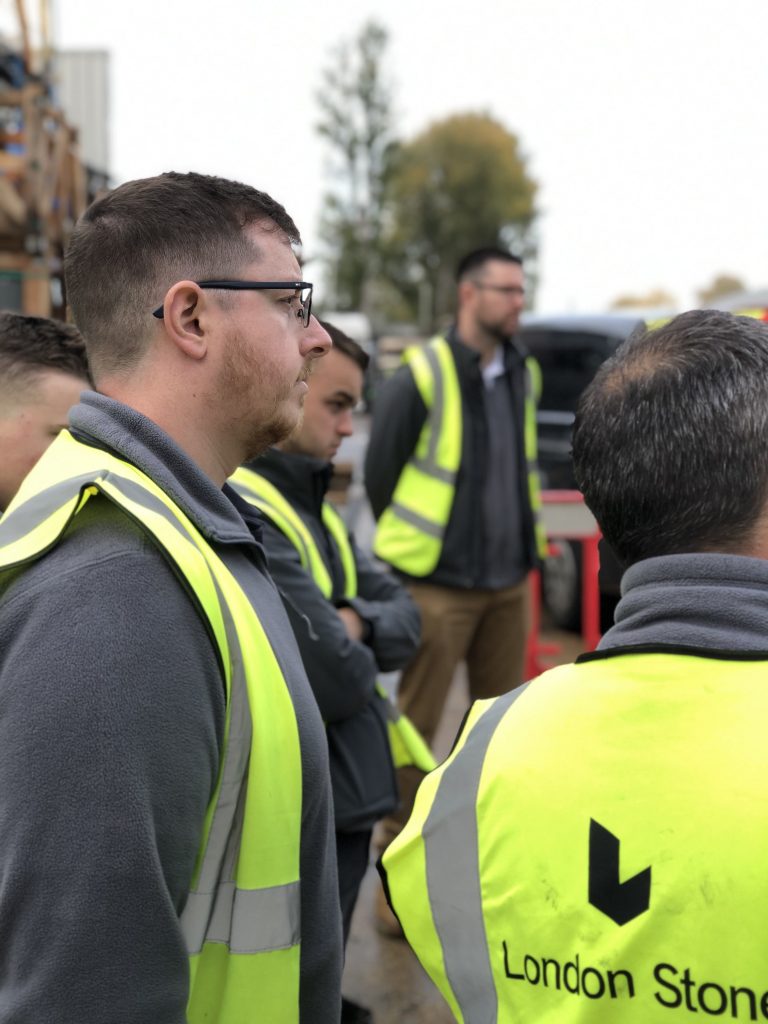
left=517, top=313, right=646, bottom=629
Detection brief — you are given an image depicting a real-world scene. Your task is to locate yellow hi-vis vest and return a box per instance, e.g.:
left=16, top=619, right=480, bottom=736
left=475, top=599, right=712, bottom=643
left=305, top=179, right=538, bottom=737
left=0, top=431, right=304, bottom=1024
left=373, top=336, right=548, bottom=576
left=231, top=466, right=436, bottom=774
left=381, top=651, right=768, bottom=1023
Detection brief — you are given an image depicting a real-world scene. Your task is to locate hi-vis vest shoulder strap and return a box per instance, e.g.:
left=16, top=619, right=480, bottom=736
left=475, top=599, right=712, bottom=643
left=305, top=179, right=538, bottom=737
left=373, top=336, right=547, bottom=576
left=231, top=466, right=436, bottom=773
left=373, top=337, right=461, bottom=576
left=230, top=466, right=358, bottom=599
left=0, top=431, right=304, bottom=1024
left=382, top=652, right=768, bottom=1022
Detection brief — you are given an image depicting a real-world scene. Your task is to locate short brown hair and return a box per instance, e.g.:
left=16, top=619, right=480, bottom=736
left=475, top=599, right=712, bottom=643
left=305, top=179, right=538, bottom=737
left=64, top=171, right=300, bottom=380
left=319, top=320, right=370, bottom=372
left=0, top=312, right=89, bottom=392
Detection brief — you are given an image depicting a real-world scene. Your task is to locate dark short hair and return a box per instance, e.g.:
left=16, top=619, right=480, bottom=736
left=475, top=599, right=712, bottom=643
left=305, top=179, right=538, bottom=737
left=64, top=171, right=300, bottom=380
left=0, top=311, right=90, bottom=388
left=572, top=309, right=768, bottom=566
left=456, top=247, right=522, bottom=283
left=319, top=320, right=369, bottom=372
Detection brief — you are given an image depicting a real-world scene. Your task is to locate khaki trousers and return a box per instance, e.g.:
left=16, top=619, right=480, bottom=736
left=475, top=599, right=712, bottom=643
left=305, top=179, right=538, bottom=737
left=380, top=577, right=530, bottom=846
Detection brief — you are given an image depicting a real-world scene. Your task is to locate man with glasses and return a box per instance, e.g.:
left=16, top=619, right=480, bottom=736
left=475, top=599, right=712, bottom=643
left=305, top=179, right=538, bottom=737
left=365, top=247, right=548, bottom=933
left=0, top=172, right=341, bottom=1023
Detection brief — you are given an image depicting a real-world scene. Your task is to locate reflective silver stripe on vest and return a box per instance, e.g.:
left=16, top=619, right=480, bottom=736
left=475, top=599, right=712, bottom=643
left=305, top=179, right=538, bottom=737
left=183, top=880, right=300, bottom=954
left=1, top=468, right=299, bottom=956
left=387, top=502, right=443, bottom=538
left=422, top=343, right=443, bottom=468
left=0, top=471, right=107, bottom=547
left=410, top=342, right=456, bottom=484
left=422, top=684, right=530, bottom=1022
left=410, top=459, right=455, bottom=484
left=384, top=698, right=400, bottom=722
left=375, top=685, right=401, bottom=723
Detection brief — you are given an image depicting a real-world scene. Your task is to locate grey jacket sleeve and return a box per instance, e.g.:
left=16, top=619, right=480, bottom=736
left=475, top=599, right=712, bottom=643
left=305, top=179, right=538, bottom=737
left=345, top=537, right=421, bottom=672
left=364, top=365, right=428, bottom=520
left=0, top=503, right=224, bottom=1024
left=260, top=518, right=378, bottom=724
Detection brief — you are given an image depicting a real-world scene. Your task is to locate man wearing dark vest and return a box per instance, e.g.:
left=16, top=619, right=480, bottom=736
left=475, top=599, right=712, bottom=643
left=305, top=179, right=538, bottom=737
left=365, top=248, right=547, bottom=929
left=0, top=173, right=343, bottom=1022
left=382, top=310, right=768, bottom=1022
left=230, top=323, right=424, bottom=1024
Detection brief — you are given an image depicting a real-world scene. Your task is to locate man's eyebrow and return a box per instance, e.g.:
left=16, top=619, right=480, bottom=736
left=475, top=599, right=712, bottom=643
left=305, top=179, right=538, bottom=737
left=329, top=389, right=358, bottom=405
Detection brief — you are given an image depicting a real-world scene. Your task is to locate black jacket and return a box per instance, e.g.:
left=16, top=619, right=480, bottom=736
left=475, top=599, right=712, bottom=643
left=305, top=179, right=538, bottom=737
left=365, top=328, right=541, bottom=589
left=250, top=448, right=421, bottom=832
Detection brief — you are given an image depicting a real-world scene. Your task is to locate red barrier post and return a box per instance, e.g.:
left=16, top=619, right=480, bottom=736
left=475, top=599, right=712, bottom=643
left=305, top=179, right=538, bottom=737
left=526, top=491, right=602, bottom=678
left=581, top=532, right=601, bottom=653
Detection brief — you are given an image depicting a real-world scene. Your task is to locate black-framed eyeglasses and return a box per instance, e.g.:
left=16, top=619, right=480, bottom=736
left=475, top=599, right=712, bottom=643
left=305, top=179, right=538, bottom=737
left=471, top=282, right=525, bottom=298
left=152, top=280, right=313, bottom=327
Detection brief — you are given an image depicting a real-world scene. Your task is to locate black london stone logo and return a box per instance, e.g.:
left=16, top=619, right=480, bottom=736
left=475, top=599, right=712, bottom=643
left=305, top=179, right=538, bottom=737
left=588, top=819, right=651, bottom=926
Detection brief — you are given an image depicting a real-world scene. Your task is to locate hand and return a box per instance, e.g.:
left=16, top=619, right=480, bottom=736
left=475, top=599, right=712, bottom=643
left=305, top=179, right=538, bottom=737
left=337, top=605, right=365, bottom=642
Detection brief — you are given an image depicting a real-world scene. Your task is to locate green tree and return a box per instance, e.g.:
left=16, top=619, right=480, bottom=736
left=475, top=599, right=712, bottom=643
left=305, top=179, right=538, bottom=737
left=385, top=112, right=538, bottom=329
left=315, top=21, right=395, bottom=315
left=696, top=273, right=745, bottom=307
left=610, top=288, right=677, bottom=311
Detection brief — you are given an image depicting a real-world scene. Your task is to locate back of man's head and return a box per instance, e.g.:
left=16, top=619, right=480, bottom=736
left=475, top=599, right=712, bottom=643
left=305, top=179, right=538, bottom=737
left=0, top=312, right=90, bottom=509
left=456, top=247, right=522, bottom=284
left=572, top=309, right=768, bottom=568
left=0, top=312, right=89, bottom=395
left=64, top=171, right=299, bottom=383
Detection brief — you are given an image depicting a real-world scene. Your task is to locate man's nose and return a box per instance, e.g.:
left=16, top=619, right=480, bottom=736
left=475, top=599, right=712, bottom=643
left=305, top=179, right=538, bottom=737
left=338, top=409, right=355, bottom=437
left=302, top=316, right=332, bottom=358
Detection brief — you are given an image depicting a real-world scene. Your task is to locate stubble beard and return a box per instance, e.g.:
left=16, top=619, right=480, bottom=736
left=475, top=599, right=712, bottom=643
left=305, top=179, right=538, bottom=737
left=480, top=312, right=518, bottom=343
left=222, top=332, right=312, bottom=462
left=241, top=407, right=298, bottom=462
left=240, top=382, right=300, bottom=464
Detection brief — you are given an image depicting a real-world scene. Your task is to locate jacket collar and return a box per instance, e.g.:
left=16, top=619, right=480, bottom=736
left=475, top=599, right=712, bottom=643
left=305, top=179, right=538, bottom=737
left=247, top=447, right=333, bottom=517
left=69, top=391, right=257, bottom=546
left=599, top=552, right=768, bottom=654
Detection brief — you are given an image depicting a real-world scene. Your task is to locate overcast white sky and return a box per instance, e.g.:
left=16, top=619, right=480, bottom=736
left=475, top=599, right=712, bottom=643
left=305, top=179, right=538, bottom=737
left=52, top=0, right=768, bottom=314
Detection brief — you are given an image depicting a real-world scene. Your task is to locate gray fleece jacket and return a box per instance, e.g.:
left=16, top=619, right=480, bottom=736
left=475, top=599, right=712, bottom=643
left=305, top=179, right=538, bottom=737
left=0, top=393, right=342, bottom=1024
left=596, top=552, right=768, bottom=654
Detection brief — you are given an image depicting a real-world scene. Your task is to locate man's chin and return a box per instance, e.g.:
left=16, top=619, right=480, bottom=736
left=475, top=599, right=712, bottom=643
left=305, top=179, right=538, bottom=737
left=242, top=410, right=301, bottom=462
left=483, top=319, right=516, bottom=343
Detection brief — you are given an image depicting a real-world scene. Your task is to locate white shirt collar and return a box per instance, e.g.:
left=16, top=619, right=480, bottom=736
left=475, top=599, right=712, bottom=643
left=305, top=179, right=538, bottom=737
left=481, top=345, right=506, bottom=387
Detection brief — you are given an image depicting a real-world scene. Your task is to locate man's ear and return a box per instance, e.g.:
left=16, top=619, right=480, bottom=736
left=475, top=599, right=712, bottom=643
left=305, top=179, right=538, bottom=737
left=457, top=279, right=475, bottom=307
left=157, top=280, right=209, bottom=361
